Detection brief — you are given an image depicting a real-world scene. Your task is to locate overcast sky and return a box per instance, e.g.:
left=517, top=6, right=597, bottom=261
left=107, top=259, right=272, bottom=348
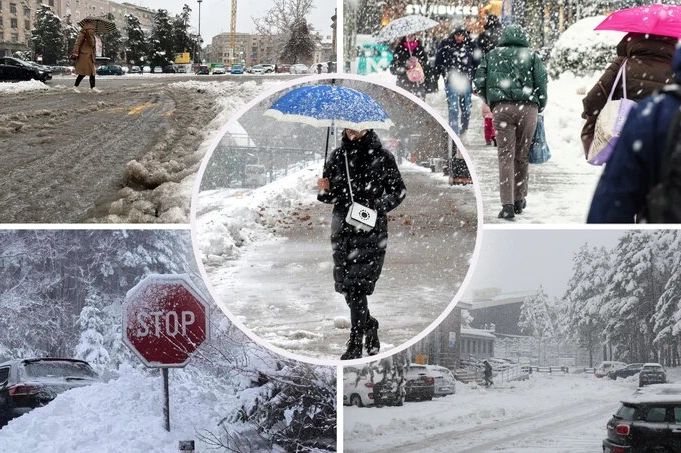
left=465, top=229, right=625, bottom=299
left=113, top=0, right=335, bottom=41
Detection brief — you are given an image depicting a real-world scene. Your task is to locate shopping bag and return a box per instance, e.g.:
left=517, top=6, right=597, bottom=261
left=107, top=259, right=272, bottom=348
left=587, top=61, right=636, bottom=165
left=529, top=115, right=551, bottom=164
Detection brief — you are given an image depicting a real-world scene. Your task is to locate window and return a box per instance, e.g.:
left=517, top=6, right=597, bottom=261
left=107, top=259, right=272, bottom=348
left=10, top=3, right=17, bottom=15
left=11, top=33, right=18, bottom=42
left=11, top=18, right=17, bottom=29
left=24, top=7, right=30, bottom=16
left=0, top=367, right=9, bottom=386
left=25, top=20, right=30, bottom=30
left=615, top=405, right=636, bottom=421
left=673, top=407, right=681, bottom=424
left=645, top=407, right=667, bottom=423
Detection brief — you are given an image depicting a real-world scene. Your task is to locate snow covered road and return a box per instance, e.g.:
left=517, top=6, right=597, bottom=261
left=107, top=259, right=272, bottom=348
left=344, top=374, right=637, bottom=452
left=197, top=162, right=478, bottom=360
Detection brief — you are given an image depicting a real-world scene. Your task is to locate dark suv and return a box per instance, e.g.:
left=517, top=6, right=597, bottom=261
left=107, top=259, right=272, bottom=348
left=603, top=393, right=681, bottom=452
left=0, top=358, right=99, bottom=426
left=609, top=363, right=644, bottom=380
left=639, top=363, right=667, bottom=387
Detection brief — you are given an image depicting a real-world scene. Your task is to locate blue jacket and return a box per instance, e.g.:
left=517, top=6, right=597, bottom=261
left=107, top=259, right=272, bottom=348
left=587, top=47, right=681, bottom=223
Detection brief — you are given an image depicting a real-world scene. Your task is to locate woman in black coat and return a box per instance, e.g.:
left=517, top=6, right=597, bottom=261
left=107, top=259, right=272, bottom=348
left=317, top=129, right=407, bottom=360
left=390, top=35, right=429, bottom=99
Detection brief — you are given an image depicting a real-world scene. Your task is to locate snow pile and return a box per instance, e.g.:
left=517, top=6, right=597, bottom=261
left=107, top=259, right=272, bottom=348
left=549, top=16, right=624, bottom=79
left=0, top=367, right=235, bottom=453
left=196, top=162, right=320, bottom=266
left=0, top=80, right=49, bottom=94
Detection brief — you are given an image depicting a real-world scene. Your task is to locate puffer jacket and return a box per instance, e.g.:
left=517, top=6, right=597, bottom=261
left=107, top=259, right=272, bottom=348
left=318, top=130, right=407, bottom=295
left=473, top=25, right=548, bottom=111
left=390, top=38, right=429, bottom=95
left=581, top=33, right=676, bottom=154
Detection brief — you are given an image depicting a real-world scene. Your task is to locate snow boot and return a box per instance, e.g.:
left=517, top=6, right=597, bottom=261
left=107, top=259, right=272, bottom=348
left=340, top=332, right=363, bottom=360
left=498, top=204, right=515, bottom=220
left=365, top=317, right=380, bottom=356
left=514, top=199, right=526, bottom=215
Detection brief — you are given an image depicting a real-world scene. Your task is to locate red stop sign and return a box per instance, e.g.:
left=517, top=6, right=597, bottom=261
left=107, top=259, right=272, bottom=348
left=123, top=274, right=209, bottom=367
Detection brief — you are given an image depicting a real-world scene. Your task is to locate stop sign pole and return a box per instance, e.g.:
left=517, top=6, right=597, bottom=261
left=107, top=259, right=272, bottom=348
left=123, top=274, right=210, bottom=432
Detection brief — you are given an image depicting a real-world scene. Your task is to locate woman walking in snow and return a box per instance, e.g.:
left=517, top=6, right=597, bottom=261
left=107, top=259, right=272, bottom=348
left=390, top=35, right=429, bottom=99
left=317, top=129, right=407, bottom=360
left=71, top=20, right=98, bottom=92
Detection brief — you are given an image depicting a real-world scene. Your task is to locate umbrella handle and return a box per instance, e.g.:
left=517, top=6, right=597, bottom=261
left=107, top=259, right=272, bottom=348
left=323, top=125, right=331, bottom=176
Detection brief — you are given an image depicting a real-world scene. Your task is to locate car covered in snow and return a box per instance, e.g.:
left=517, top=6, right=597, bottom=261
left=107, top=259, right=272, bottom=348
left=404, top=364, right=435, bottom=401
left=425, top=365, right=456, bottom=396
left=289, top=63, right=309, bottom=74
left=603, top=392, right=681, bottom=453
left=343, top=368, right=375, bottom=407
left=608, top=363, right=644, bottom=380
left=0, top=57, right=51, bottom=82
left=639, top=363, right=667, bottom=387
left=196, top=65, right=210, bottom=75
left=595, top=361, right=627, bottom=378
left=343, top=365, right=405, bottom=408
left=0, top=358, right=99, bottom=426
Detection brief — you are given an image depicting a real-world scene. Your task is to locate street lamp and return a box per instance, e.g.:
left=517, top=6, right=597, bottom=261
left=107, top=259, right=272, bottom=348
left=197, top=0, right=203, bottom=63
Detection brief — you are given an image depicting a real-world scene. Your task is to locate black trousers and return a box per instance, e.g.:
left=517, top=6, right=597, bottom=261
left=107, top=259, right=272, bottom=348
left=345, top=292, right=369, bottom=339
left=75, top=75, right=96, bottom=88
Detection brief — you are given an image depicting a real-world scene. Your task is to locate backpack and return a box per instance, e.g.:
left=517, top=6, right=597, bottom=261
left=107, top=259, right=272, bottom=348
left=646, top=86, right=681, bottom=223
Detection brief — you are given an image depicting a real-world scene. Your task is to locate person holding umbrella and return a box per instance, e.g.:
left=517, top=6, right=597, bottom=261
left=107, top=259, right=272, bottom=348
left=317, top=128, right=407, bottom=360
left=71, top=17, right=115, bottom=92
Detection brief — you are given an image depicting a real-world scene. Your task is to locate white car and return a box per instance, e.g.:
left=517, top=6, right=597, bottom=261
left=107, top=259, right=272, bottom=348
left=289, top=63, right=309, bottom=74
left=595, top=361, right=627, bottom=378
left=426, top=365, right=456, bottom=396
left=212, top=64, right=227, bottom=75
left=251, top=64, right=265, bottom=74
left=244, top=165, right=267, bottom=187
left=343, top=369, right=375, bottom=407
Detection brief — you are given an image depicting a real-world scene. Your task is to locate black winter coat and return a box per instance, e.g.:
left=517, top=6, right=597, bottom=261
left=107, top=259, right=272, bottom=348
left=390, top=38, right=429, bottom=96
left=318, top=131, right=407, bottom=295
left=435, top=37, right=476, bottom=80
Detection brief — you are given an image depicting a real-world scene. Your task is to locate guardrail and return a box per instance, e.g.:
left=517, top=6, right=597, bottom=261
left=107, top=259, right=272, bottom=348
left=521, top=366, right=570, bottom=374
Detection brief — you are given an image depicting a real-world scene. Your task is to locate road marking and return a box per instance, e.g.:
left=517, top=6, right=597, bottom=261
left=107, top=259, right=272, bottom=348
left=128, top=101, right=155, bottom=116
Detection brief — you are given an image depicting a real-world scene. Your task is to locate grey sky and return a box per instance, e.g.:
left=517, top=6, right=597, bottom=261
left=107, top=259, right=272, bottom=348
left=114, top=0, right=335, bottom=41
left=465, top=229, right=625, bottom=300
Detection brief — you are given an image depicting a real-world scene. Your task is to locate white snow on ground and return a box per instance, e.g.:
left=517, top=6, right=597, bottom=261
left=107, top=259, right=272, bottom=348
left=365, top=69, right=605, bottom=223
left=344, top=373, right=639, bottom=453
left=0, top=80, right=49, bottom=94
left=0, top=366, right=244, bottom=453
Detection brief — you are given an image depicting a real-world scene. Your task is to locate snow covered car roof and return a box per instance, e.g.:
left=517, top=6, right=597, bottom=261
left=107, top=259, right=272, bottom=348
left=623, top=384, right=681, bottom=404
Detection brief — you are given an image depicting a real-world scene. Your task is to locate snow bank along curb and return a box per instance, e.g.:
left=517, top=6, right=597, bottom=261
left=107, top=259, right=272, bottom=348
left=0, top=80, right=49, bottom=95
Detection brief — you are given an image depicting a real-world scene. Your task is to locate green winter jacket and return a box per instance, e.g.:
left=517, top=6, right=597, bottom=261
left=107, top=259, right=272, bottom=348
left=473, top=25, right=548, bottom=111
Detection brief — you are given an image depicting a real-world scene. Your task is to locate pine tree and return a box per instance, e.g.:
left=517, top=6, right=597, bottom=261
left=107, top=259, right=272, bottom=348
left=280, top=19, right=315, bottom=64
left=149, top=9, right=175, bottom=69
left=32, top=5, right=65, bottom=65
left=519, top=286, right=557, bottom=338
left=124, top=14, right=147, bottom=66
left=100, top=13, right=122, bottom=62
left=74, top=303, right=110, bottom=367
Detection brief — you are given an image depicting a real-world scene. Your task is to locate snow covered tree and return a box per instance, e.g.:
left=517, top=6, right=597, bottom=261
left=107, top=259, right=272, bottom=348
left=74, top=304, right=110, bottom=367
left=254, top=0, right=314, bottom=62
left=63, top=20, right=80, bottom=61
left=100, top=13, right=123, bottom=62
left=654, top=231, right=681, bottom=365
left=280, top=19, right=316, bottom=64
left=148, top=9, right=175, bottom=69
left=31, top=5, right=65, bottom=64
left=519, top=286, right=557, bottom=339
left=124, top=14, right=147, bottom=65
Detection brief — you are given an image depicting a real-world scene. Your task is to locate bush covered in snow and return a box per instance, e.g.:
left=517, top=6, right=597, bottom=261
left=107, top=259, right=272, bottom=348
left=548, top=16, right=623, bottom=80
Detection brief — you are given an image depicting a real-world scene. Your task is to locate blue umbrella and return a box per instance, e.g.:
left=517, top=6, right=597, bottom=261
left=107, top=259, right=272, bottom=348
left=264, top=84, right=394, bottom=131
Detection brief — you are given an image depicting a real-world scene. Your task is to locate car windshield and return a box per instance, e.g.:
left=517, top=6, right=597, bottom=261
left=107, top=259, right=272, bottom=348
left=23, top=360, right=97, bottom=379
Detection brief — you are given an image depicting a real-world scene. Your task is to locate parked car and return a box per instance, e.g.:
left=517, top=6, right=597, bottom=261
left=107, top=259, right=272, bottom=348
left=289, top=63, right=309, bottom=74
left=161, top=65, right=176, bottom=73
left=261, top=64, right=275, bottom=73
left=212, top=64, right=227, bottom=75
left=276, top=63, right=291, bottom=73
left=96, top=64, right=124, bottom=76
left=639, top=363, right=667, bottom=387
left=251, top=64, right=266, bottom=74
left=244, top=164, right=267, bottom=187
left=603, top=393, right=681, bottom=452
left=608, top=363, right=644, bottom=380
left=196, top=65, right=210, bottom=75
left=309, top=62, right=329, bottom=74
left=343, top=369, right=375, bottom=407
left=129, top=65, right=141, bottom=73
left=0, top=358, right=99, bottom=426
left=595, top=361, right=627, bottom=378
left=142, top=65, right=151, bottom=73
left=175, top=64, right=188, bottom=73
left=425, top=365, right=456, bottom=396
left=230, top=64, right=245, bottom=75
left=0, top=57, right=51, bottom=82
left=404, top=364, right=435, bottom=401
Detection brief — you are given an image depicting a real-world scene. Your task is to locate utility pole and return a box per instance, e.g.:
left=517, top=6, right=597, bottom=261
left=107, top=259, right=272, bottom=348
left=230, top=0, right=237, bottom=64
left=197, top=0, right=203, bottom=63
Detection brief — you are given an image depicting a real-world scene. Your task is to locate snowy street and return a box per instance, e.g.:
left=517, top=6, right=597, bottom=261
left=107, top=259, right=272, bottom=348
left=197, top=161, right=477, bottom=360
left=0, top=76, right=285, bottom=223
left=344, top=373, right=640, bottom=452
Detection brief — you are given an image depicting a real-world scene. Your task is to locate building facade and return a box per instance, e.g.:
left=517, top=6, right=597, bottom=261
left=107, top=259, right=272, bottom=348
left=410, top=302, right=468, bottom=370
left=60, top=0, right=154, bottom=32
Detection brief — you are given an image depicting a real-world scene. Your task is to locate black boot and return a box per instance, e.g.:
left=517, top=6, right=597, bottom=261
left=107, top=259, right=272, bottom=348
left=498, top=204, right=515, bottom=220
left=365, top=317, right=380, bottom=356
left=340, top=331, right=363, bottom=360
left=514, top=199, right=526, bottom=214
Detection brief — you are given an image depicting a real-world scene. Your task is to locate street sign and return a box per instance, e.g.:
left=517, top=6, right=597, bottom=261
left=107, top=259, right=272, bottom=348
left=123, top=274, right=209, bottom=368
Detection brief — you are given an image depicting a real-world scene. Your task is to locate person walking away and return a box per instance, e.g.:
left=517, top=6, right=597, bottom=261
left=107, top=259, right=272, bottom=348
left=581, top=33, right=676, bottom=156
left=477, top=14, right=503, bottom=55
left=482, top=102, right=496, bottom=146
left=71, top=20, right=99, bottom=92
left=473, top=24, right=548, bottom=220
left=483, top=360, right=493, bottom=386
left=317, top=129, right=407, bottom=360
left=588, top=45, right=681, bottom=223
left=391, top=35, right=429, bottom=99
left=435, top=27, right=475, bottom=137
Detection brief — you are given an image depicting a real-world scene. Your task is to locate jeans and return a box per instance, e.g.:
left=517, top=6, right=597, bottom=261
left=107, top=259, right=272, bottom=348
left=445, top=81, right=472, bottom=136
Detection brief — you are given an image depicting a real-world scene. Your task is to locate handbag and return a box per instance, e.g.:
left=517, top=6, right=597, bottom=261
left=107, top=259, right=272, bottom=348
left=343, top=151, right=377, bottom=232
left=529, top=114, right=551, bottom=164
left=587, top=60, right=637, bottom=166
left=406, top=56, right=425, bottom=84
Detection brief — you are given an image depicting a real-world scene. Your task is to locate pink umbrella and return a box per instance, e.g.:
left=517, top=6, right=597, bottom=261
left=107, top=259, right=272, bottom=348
left=594, top=4, right=681, bottom=38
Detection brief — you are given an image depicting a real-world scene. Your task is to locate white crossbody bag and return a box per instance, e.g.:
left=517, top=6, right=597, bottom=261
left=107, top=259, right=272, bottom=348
left=343, top=150, right=377, bottom=232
